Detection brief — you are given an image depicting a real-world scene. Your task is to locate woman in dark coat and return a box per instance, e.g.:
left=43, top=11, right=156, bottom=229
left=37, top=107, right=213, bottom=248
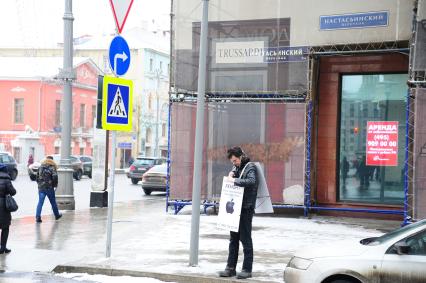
left=0, top=164, right=16, bottom=254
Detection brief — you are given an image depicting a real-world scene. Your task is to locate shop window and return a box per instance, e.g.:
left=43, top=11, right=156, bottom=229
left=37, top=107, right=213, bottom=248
left=338, top=74, right=407, bottom=205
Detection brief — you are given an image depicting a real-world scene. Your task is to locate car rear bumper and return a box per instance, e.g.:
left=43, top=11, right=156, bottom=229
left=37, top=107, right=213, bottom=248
left=141, top=183, right=166, bottom=191
left=128, top=172, right=145, bottom=179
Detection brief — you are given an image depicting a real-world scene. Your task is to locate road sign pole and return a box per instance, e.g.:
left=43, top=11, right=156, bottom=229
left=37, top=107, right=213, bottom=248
left=106, top=130, right=117, bottom=257
left=189, top=0, right=209, bottom=267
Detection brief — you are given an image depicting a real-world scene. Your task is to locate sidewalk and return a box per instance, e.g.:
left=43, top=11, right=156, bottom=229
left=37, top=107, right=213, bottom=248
left=3, top=199, right=401, bottom=282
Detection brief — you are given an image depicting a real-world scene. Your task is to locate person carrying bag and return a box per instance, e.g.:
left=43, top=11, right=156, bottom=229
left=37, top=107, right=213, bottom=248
left=0, top=164, right=17, bottom=254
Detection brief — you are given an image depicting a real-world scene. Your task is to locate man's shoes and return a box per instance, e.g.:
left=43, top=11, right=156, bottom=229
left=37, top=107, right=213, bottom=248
left=0, top=247, right=11, bottom=254
left=36, top=217, right=42, bottom=223
left=237, top=270, right=252, bottom=279
left=55, top=214, right=62, bottom=220
left=219, top=267, right=236, bottom=277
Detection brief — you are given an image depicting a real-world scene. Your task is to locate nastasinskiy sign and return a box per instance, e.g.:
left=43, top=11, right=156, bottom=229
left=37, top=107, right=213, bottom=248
left=320, top=11, right=389, bottom=30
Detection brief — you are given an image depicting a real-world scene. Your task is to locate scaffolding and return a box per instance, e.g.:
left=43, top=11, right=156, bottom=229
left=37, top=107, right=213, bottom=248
left=166, top=0, right=423, bottom=221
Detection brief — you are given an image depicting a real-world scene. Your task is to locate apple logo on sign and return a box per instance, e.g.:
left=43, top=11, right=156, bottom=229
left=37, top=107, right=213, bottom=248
left=226, top=199, right=235, bottom=214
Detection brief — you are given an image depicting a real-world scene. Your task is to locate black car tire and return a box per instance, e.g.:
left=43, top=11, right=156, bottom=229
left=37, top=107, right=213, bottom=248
left=74, top=170, right=82, bottom=181
left=88, top=173, right=92, bottom=178
left=131, top=178, right=139, bottom=184
left=29, top=175, right=37, bottom=181
left=143, top=189, right=152, bottom=195
left=10, top=170, right=17, bottom=181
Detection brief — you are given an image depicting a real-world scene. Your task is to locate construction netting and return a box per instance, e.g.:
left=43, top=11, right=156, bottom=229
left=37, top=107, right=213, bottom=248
left=172, top=0, right=412, bottom=97
left=169, top=102, right=306, bottom=204
left=414, top=88, right=426, bottom=220
left=169, top=0, right=414, bottom=207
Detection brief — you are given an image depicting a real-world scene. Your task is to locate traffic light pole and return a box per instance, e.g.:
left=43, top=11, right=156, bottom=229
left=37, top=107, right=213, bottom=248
left=57, top=0, right=75, bottom=210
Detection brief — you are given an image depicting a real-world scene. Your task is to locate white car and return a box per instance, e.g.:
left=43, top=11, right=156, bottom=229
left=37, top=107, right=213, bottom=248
left=284, top=219, right=426, bottom=283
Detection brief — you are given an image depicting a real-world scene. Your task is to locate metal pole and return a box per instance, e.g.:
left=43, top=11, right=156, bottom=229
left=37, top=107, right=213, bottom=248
left=155, top=71, right=161, bottom=157
left=57, top=0, right=75, bottom=210
left=189, top=0, right=209, bottom=266
left=106, top=131, right=117, bottom=257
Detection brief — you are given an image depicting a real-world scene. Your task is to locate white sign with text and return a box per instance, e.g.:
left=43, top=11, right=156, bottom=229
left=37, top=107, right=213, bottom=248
left=215, top=41, right=265, bottom=64
left=217, top=177, right=244, bottom=232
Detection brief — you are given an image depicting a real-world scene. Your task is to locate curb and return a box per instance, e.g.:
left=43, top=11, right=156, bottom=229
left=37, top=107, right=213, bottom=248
left=53, top=265, right=268, bottom=283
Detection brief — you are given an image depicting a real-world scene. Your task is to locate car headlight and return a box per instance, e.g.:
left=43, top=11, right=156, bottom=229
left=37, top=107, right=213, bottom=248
left=287, top=256, right=313, bottom=270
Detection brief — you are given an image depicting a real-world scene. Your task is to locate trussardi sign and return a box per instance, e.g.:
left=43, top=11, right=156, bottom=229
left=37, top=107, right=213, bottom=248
left=215, top=41, right=307, bottom=64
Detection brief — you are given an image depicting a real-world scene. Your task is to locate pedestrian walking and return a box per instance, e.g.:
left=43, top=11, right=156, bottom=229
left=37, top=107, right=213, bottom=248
left=35, top=156, right=62, bottom=223
left=219, top=146, right=258, bottom=279
left=27, top=154, right=34, bottom=167
left=0, top=164, right=16, bottom=254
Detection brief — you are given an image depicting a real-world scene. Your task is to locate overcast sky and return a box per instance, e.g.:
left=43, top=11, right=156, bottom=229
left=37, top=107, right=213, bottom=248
left=0, top=0, right=170, bottom=48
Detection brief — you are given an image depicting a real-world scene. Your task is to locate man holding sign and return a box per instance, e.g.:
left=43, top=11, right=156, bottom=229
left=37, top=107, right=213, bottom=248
left=219, top=147, right=258, bottom=279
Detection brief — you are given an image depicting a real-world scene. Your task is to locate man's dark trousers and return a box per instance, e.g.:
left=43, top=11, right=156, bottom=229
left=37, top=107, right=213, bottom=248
left=226, top=207, right=254, bottom=271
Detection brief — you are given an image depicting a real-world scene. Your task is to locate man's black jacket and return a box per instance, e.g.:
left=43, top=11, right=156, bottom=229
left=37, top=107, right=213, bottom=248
left=232, top=157, right=258, bottom=210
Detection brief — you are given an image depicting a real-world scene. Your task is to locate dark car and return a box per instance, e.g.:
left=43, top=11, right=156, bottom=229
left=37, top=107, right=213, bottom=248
left=141, top=164, right=167, bottom=195
left=0, top=152, right=18, bottom=181
left=28, top=154, right=84, bottom=181
left=127, top=157, right=166, bottom=184
left=78, top=155, right=92, bottom=178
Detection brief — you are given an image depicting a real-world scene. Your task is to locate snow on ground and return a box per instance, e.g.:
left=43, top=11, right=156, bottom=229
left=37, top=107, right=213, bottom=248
left=78, top=205, right=385, bottom=282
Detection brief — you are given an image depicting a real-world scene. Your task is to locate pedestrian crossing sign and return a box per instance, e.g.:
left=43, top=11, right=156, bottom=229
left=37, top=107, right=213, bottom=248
left=102, top=76, right=133, bottom=131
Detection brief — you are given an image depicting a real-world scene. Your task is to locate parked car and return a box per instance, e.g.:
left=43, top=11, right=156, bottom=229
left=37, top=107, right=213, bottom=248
left=127, top=157, right=166, bottom=184
left=28, top=154, right=84, bottom=181
left=78, top=155, right=92, bottom=178
left=284, top=219, right=426, bottom=283
left=0, top=152, right=18, bottom=181
left=141, top=164, right=167, bottom=195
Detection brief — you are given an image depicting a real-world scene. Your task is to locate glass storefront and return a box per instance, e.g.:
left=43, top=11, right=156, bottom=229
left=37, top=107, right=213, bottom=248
left=339, top=74, right=408, bottom=204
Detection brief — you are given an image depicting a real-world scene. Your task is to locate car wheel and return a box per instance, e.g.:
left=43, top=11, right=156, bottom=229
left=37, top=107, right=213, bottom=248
left=29, top=175, right=36, bottom=181
left=88, top=173, right=92, bottom=179
left=143, top=189, right=152, bottom=195
left=131, top=178, right=139, bottom=184
left=10, top=170, right=17, bottom=181
left=74, top=170, right=82, bottom=181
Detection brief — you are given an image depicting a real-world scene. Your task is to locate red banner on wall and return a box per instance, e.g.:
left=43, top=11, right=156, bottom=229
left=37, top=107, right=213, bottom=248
left=366, top=121, right=398, bottom=166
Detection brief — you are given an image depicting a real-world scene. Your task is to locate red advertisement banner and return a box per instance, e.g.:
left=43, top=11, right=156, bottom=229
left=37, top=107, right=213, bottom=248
left=366, top=121, right=398, bottom=166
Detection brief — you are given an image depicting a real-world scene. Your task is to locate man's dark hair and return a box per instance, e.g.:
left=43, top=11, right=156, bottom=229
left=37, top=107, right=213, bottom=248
left=227, top=146, right=244, bottom=159
left=46, top=155, right=54, bottom=160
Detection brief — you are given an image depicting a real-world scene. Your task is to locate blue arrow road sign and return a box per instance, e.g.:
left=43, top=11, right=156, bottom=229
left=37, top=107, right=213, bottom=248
left=109, top=35, right=131, bottom=76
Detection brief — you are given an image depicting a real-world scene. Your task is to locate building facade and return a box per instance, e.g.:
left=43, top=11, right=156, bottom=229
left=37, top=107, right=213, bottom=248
left=0, top=27, right=171, bottom=168
left=0, top=57, right=100, bottom=171
left=170, top=0, right=426, bottom=220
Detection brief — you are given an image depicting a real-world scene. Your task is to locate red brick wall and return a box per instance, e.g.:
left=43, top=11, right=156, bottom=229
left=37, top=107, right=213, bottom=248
left=316, top=53, right=408, bottom=205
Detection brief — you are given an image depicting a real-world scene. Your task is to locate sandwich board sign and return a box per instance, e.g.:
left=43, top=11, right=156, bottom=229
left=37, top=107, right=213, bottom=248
left=101, top=75, right=133, bottom=132
left=217, top=177, right=244, bottom=232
